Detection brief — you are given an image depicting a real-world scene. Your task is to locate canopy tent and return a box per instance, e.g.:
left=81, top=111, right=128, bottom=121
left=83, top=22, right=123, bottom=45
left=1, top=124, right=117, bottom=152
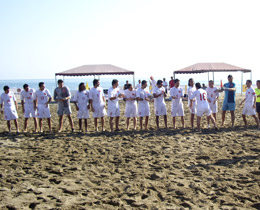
left=173, top=63, right=252, bottom=94
left=55, top=64, right=135, bottom=86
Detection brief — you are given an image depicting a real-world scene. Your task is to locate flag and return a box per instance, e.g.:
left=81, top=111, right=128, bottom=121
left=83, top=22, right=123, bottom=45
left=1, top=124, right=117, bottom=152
left=86, top=82, right=90, bottom=90
left=220, top=80, right=223, bottom=88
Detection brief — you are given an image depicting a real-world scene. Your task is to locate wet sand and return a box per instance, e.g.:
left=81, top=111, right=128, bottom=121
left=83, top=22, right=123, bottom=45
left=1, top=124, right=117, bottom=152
left=0, top=97, right=260, bottom=209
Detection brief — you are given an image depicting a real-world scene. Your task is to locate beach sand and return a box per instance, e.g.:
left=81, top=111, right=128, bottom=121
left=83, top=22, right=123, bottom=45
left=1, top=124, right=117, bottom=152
left=0, top=97, right=260, bottom=209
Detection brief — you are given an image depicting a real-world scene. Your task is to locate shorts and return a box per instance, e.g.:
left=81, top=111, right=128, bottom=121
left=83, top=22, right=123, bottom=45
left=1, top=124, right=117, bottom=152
left=189, top=103, right=197, bottom=114
left=209, top=102, right=218, bottom=114
left=138, top=103, right=150, bottom=117
left=171, top=103, right=184, bottom=117
left=154, top=103, right=167, bottom=116
left=77, top=108, right=89, bottom=119
left=197, top=105, right=212, bottom=117
left=256, top=102, right=260, bottom=113
left=92, top=105, right=106, bottom=118
left=57, top=105, right=72, bottom=116
left=4, top=108, right=18, bottom=121
left=242, top=103, right=256, bottom=116
left=37, top=104, right=51, bottom=118
left=24, top=104, right=36, bottom=118
left=125, top=103, right=137, bottom=118
left=222, top=102, right=236, bottom=111
left=108, top=106, right=120, bottom=117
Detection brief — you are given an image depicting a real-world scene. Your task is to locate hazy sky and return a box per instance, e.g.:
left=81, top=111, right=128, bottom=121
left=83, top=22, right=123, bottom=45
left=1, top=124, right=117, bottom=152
left=0, top=0, right=259, bottom=81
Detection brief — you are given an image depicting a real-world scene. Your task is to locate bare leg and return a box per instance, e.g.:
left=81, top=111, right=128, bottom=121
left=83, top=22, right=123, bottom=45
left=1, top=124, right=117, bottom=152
left=222, top=111, right=226, bottom=126
left=197, top=116, right=201, bottom=132
left=115, top=116, right=119, bottom=130
left=84, top=119, right=88, bottom=132
left=242, top=114, right=247, bottom=127
left=231, top=111, right=235, bottom=127
left=252, top=115, right=260, bottom=128
left=79, top=119, right=82, bottom=131
left=101, top=117, right=105, bottom=131
left=207, top=115, right=210, bottom=127
left=156, top=116, right=159, bottom=129
left=58, top=115, right=63, bottom=132
left=33, top=118, right=38, bottom=132
left=164, top=115, right=167, bottom=128
left=39, top=118, right=43, bottom=132
left=181, top=116, right=185, bottom=128
left=213, top=113, right=217, bottom=121
left=140, top=117, right=143, bottom=129
left=24, top=118, right=29, bottom=132
left=209, top=114, right=217, bottom=128
left=145, top=116, right=149, bottom=130
left=109, top=117, right=114, bottom=132
left=172, top=117, right=176, bottom=129
left=47, top=118, right=52, bottom=132
left=133, top=117, right=137, bottom=130
left=126, top=118, right=130, bottom=130
left=14, top=119, right=19, bottom=132
left=67, top=114, right=74, bottom=131
left=190, top=114, right=195, bottom=128
left=7, top=121, right=11, bottom=132
left=94, top=118, right=98, bottom=131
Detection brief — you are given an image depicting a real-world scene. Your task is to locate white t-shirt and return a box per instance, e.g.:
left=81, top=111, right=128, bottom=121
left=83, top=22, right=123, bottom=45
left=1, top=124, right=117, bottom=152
left=153, top=86, right=166, bottom=105
left=151, top=80, right=157, bottom=89
left=206, top=87, right=219, bottom=102
left=89, top=87, right=105, bottom=106
left=163, top=81, right=168, bottom=88
left=0, top=92, right=16, bottom=109
left=190, top=89, right=208, bottom=107
left=74, top=90, right=89, bottom=109
left=108, top=87, right=120, bottom=107
left=34, top=89, right=52, bottom=105
left=188, top=86, right=197, bottom=106
left=170, top=87, right=183, bottom=105
left=21, top=88, right=35, bottom=105
left=245, top=87, right=256, bottom=104
left=135, top=83, right=141, bottom=89
left=136, top=88, right=150, bottom=105
left=124, top=89, right=137, bottom=105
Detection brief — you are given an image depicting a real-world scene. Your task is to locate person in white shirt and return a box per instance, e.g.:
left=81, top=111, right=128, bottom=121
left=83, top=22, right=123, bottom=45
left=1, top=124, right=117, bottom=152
left=21, top=84, right=37, bottom=132
left=124, top=83, right=137, bottom=130
left=190, top=83, right=218, bottom=132
left=136, top=80, right=151, bottom=130
left=153, top=80, right=167, bottom=129
left=239, top=80, right=260, bottom=128
left=73, top=83, right=90, bottom=132
left=163, top=78, right=168, bottom=95
left=150, top=76, right=157, bottom=93
left=135, top=80, right=141, bottom=89
left=170, top=79, right=185, bottom=129
left=34, top=82, right=52, bottom=132
left=187, top=78, right=197, bottom=128
left=0, top=86, right=19, bottom=133
left=108, top=79, right=124, bottom=132
left=206, top=80, right=219, bottom=127
left=89, top=79, right=107, bottom=132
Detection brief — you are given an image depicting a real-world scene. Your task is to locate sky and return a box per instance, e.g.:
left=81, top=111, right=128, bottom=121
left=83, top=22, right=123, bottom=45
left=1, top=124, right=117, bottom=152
left=0, top=0, right=260, bottom=82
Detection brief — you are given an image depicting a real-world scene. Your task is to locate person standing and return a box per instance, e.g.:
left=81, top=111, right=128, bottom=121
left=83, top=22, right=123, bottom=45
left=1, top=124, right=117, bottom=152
left=153, top=80, right=167, bottom=129
left=89, top=79, right=106, bottom=132
left=206, top=80, right=219, bottom=127
left=135, top=80, right=141, bottom=89
left=170, top=79, right=185, bottom=129
left=163, top=78, right=168, bottom=94
left=73, top=83, right=90, bottom=132
left=187, top=78, right=197, bottom=128
left=255, top=80, right=260, bottom=120
left=34, top=82, right=52, bottom=132
left=124, top=83, right=137, bottom=130
left=136, top=80, right=151, bottom=130
left=54, top=79, right=74, bottom=132
left=220, top=75, right=236, bottom=127
left=124, top=80, right=129, bottom=90
left=108, top=79, right=124, bottom=132
left=21, top=84, right=37, bottom=132
left=0, top=86, right=19, bottom=133
left=169, top=76, right=175, bottom=89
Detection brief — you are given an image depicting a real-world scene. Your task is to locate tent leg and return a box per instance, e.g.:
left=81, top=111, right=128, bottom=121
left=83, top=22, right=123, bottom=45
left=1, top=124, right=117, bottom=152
left=250, top=71, right=252, bottom=81
left=213, top=72, right=214, bottom=83
left=208, top=72, right=209, bottom=83
left=55, top=75, right=57, bottom=87
left=173, top=72, right=175, bottom=79
left=133, top=74, right=135, bottom=87
left=241, top=71, right=243, bottom=96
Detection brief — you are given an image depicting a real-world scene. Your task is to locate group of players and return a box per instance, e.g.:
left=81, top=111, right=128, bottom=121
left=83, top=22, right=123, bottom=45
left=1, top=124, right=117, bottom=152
left=1, top=74, right=260, bottom=133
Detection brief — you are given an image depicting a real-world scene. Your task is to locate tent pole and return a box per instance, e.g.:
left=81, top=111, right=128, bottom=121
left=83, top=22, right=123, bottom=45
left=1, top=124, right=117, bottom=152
left=213, top=72, right=214, bottom=83
left=208, top=72, right=209, bottom=83
left=55, top=75, right=57, bottom=87
left=250, top=71, right=252, bottom=81
left=133, top=74, right=135, bottom=87
left=241, top=71, right=243, bottom=96
left=173, top=72, right=175, bottom=79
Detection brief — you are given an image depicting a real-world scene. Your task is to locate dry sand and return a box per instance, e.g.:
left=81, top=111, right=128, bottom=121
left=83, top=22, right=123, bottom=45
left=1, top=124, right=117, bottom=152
left=0, top=97, right=260, bottom=209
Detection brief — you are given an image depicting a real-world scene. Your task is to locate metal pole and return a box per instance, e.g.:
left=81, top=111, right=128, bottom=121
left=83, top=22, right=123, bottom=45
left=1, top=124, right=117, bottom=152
left=213, top=72, right=215, bottom=83
left=208, top=72, right=209, bottom=83
left=173, top=72, right=175, bottom=79
left=250, top=71, right=252, bottom=81
left=133, top=74, right=135, bottom=87
left=241, top=71, right=243, bottom=96
left=55, top=75, right=57, bottom=87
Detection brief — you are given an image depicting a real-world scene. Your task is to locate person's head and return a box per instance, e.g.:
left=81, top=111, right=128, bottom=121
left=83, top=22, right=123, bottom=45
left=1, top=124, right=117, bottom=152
left=39, top=82, right=45, bottom=90
left=141, top=80, right=147, bottom=88
left=138, top=79, right=141, bottom=84
left=246, top=80, right=252, bottom=87
left=3, top=86, right=9, bottom=94
left=23, top=84, right=29, bottom=92
left=126, top=80, right=129, bottom=84
left=163, top=78, right=166, bottom=81
left=93, top=79, right=100, bottom=87
left=208, top=80, right=214, bottom=88
left=174, top=79, right=180, bottom=88
left=228, top=75, right=233, bottom=83
left=188, top=78, right=194, bottom=87
left=127, top=83, right=133, bottom=91
left=78, top=82, right=86, bottom=92
left=150, top=76, right=154, bottom=80
left=112, top=79, right=119, bottom=88
left=58, top=79, right=64, bottom=88
left=195, top=82, right=201, bottom=90
left=257, top=80, right=260, bottom=88
left=202, top=83, right=206, bottom=87
left=171, top=76, right=173, bottom=80
left=157, top=80, right=163, bottom=88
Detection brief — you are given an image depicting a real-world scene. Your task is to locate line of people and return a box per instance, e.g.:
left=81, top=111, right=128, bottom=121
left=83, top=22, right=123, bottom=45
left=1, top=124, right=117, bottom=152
left=1, top=75, right=260, bottom=134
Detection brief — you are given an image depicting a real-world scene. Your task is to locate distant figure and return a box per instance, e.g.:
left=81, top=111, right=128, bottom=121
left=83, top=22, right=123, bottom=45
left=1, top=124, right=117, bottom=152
left=124, top=80, right=129, bottom=90
left=135, top=80, right=141, bottom=89
left=206, top=80, right=219, bottom=127
left=34, top=82, right=52, bottom=132
left=150, top=76, right=157, bottom=90
left=163, top=78, right=168, bottom=94
left=187, top=78, right=197, bottom=128
left=169, top=76, right=175, bottom=89
left=0, top=86, right=19, bottom=133
left=21, top=84, right=37, bottom=132
left=202, top=83, right=207, bottom=90
left=255, top=80, right=260, bottom=120
left=54, top=79, right=74, bottom=133
left=239, top=80, right=260, bottom=129
left=124, top=83, right=137, bottom=130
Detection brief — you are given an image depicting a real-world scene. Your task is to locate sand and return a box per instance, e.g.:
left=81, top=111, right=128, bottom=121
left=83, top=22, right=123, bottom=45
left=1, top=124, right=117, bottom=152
left=0, top=97, right=260, bottom=209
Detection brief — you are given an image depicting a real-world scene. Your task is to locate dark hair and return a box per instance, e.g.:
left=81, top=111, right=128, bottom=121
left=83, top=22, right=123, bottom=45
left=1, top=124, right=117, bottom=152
left=228, top=75, right=233, bottom=79
left=112, top=79, right=119, bottom=86
left=157, top=80, right=163, bottom=85
left=23, top=84, right=29, bottom=89
left=209, top=80, right=213, bottom=83
left=58, top=79, right=63, bottom=84
left=93, top=79, right=99, bottom=86
left=247, top=80, right=252, bottom=83
left=127, top=83, right=132, bottom=89
left=174, top=79, right=180, bottom=83
left=141, top=80, right=147, bottom=86
left=195, top=82, right=201, bottom=89
left=257, top=80, right=260, bottom=83
left=188, top=78, right=193, bottom=87
left=78, top=82, right=84, bottom=92
left=39, top=82, right=44, bottom=88
left=3, top=86, right=9, bottom=91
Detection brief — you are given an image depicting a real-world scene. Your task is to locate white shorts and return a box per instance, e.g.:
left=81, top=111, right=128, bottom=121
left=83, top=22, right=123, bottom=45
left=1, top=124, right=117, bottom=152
left=209, top=102, right=218, bottom=114
left=37, top=104, right=51, bottom=118
left=125, top=103, right=137, bottom=118
left=242, top=103, right=256, bottom=116
left=108, top=106, right=120, bottom=117
left=138, top=103, right=150, bottom=117
left=92, top=105, right=106, bottom=118
left=189, top=103, right=197, bottom=114
left=197, top=105, right=212, bottom=117
left=171, top=103, right=184, bottom=117
left=24, top=104, right=36, bottom=118
left=4, top=108, right=18, bottom=121
left=154, top=103, right=167, bottom=116
left=77, top=108, right=89, bottom=119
